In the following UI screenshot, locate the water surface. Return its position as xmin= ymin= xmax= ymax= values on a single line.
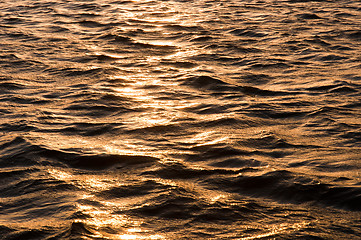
xmin=1 ymin=0 xmax=361 ymax=239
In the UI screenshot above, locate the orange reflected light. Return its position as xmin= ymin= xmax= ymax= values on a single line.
xmin=239 ymin=222 xmax=310 ymax=240
xmin=48 ymin=168 xmax=164 ymax=239
xmin=114 ymin=83 xmax=183 ymax=130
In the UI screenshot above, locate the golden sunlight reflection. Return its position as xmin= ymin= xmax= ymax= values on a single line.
xmin=48 ymin=168 xmax=164 ymax=239
xmin=114 ymin=87 xmax=150 ymax=101
xmin=113 ymin=82 xmax=184 ymax=130
xmin=30 ymin=129 xmax=158 ymax=158
xmin=48 ymin=169 xmax=115 ymax=192
xmin=208 ymin=194 xmax=228 ymax=204
xmin=74 ymin=202 xmax=165 ymax=240
xmin=178 ymin=130 xmax=231 ymax=146
xmin=142 ymin=40 xmax=175 ymax=47
xmin=240 ymin=222 xmax=310 ymax=240
xmin=104 ymin=144 xmax=150 ymax=156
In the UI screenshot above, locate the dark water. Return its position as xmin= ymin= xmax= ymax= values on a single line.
xmin=1 ymin=0 xmax=361 ymax=239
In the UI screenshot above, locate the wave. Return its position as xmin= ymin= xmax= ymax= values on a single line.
xmin=181 ymin=75 xmax=298 ymax=96
xmin=0 ymin=137 xmax=159 ymax=170
xmin=206 ymin=170 xmax=361 ymax=211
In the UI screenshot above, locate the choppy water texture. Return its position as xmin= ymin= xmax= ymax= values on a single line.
xmin=1 ymin=0 xmax=361 ymax=239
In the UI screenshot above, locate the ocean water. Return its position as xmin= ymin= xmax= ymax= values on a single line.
xmin=1 ymin=0 xmax=361 ymax=239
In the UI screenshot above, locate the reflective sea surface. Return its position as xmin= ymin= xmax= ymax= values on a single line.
xmin=1 ymin=0 xmax=361 ymax=239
